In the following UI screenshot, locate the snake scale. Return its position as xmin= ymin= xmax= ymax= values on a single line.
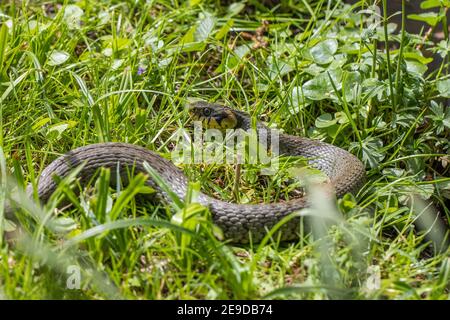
xmin=7 ymin=102 xmax=366 ymax=243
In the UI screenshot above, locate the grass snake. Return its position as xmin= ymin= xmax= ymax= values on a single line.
xmin=7 ymin=102 xmax=366 ymax=243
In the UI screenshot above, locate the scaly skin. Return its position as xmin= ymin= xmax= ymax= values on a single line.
xmin=8 ymin=103 xmax=366 ymax=243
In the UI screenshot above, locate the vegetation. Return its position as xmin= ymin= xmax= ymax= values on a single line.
xmin=0 ymin=0 xmax=449 ymax=299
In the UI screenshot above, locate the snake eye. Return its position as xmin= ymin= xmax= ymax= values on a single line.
xmin=203 ymin=107 xmax=211 ymax=117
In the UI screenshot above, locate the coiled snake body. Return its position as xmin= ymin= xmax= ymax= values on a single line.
xmin=10 ymin=102 xmax=366 ymax=243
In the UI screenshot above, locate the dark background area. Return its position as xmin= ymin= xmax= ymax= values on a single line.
xmin=346 ymin=0 xmax=450 ymax=72
xmin=345 ymin=0 xmax=450 ymax=37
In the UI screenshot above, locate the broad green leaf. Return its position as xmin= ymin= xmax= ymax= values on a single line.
xmin=63 ymin=4 xmax=83 ymax=29
xmin=180 ymin=42 xmax=206 ymax=52
xmin=382 ymin=168 xmax=405 ymax=178
xmin=100 ymin=36 xmax=131 ymax=51
xmin=420 ymin=0 xmax=442 ymax=9
xmin=144 ymin=34 xmax=164 ymax=51
xmin=304 ymin=63 xmax=324 ymax=76
xmin=444 ymin=117 xmax=450 ymax=129
xmin=358 ymin=137 xmax=385 ymax=168
xmin=400 ymin=184 xmax=435 ymax=200
xmin=406 ymin=60 xmax=428 ymax=75
xmin=47 ymin=121 xmax=78 ymax=140
xmin=437 ymin=39 xmax=450 ymax=58
xmin=310 ymin=39 xmax=338 ymax=65
xmin=437 ymin=78 xmax=450 ymax=98
xmin=315 ymin=113 xmax=337 ymax=128
xmin=437 ymin=180 xmax=450 ymax=199
xmin=302 ymin=75 xmax=329 ymax=100
xmin=227 ymin=2 xmax=246 ymax=17
xmin=335 ymin=111 xmax=350 ymax=124
xmin=195 ymin=15 xmax=216 ymax=42
xmin=403 ymin=52 xmax=433 ymax=65
xmin=288 ymin=166 xmax=329 ymax=185
xmin=327 ymin=68 xmax=343 ymax=88
xmin=111 ymin=59 xmax=123 ymax=70
xmin=267 ymin=57 xmax=293 ymax=79
xmin=48 ymin=50 xmax=70 ymax=66
xmin=180 ymin=26 xmax=196 ymax=45
xmin=98 ymin=11 xmax=110 ymax=25
xmin=302 ymin=69 xmax=342 ymax=101
xmin=407 ymin=12 xmax=440 ymax=27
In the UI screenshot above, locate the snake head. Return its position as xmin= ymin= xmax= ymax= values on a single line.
xmin=188 ymin=101 xmax=238 ymax=130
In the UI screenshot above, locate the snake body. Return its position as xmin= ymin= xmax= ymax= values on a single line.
xmin=12 ymin=103 xmax=366 ymax=243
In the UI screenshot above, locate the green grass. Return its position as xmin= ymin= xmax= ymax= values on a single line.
xmin=0 ymin=0 xmax=449 ymax=299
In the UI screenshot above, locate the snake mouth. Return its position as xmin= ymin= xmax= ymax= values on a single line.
xmin=188 ymin=101 xmax=238 ymax=130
